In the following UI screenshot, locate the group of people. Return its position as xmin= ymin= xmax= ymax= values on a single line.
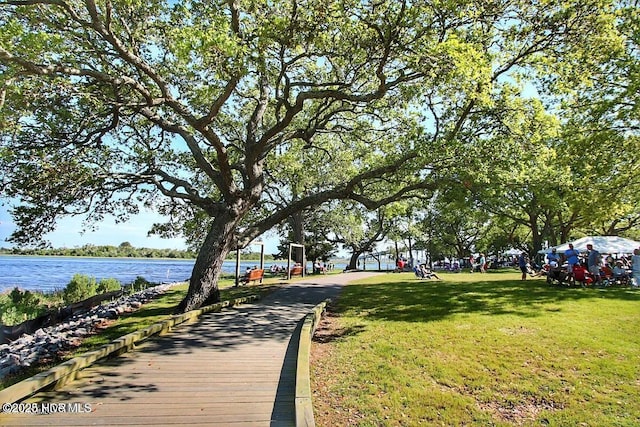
xmin=469 ymin=254 xmax=488 ymax=273
xmin=269 ymin=264 xmax=286 ymax=274
xmin=313 ymin=260 xmax=332 ymax=274
xmin=518 ymin=242 xmax=640 ymax=287
xmin=268 ymin=261 xmax=334 ymax=275
xmin=394 ymin=257 xmax=442 ymax=280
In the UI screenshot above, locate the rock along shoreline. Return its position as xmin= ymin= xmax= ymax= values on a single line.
xmin=0 ymin=283 xmax=182 ymax=381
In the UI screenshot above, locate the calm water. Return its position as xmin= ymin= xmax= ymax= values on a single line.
xmin=0 ymin=256 xmax=282 ymax=294
xmin=0 ymin=255 xmax=374 ymax=294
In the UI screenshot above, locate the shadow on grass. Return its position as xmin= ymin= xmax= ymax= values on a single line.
xmin=335 ymin=276 xmax=640 ymax=323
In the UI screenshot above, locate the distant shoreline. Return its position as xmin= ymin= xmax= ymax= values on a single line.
xmin=0 ymin=253 xmax=197 ymax=261
xmin=0 ymin=256 xmax=357 ymax=295
xmin=0 ymin=253 xmax=353 ymax=263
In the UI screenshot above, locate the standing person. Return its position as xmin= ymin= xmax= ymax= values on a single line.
xmin=564 ymin=243 xmax=580 ymax=271
xmin=586 ymin=243 xmax=601 ymax=285
xmin=518 ymin=252 xmax=528 ymax=280
xmin=564 ymin=243 xmax=580 ymax=285
xmin=632 ymin=248 xmax=640 ymax=287
xmin=478 ymin=253 xmax=487 ymax=273
xmin=469 ymin=255 xmax=475 ymax=273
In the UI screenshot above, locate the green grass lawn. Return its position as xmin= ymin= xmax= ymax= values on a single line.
xmin=312 ymin=270 xmax=640 ymax=426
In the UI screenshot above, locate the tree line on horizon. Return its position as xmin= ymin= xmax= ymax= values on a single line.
xmin=0 ymin=242 xmax=196 ymax=259
xmin=0 ymin=242 xmax=282 ymax=261
xmin=0 ymin=241 xmax=200 ymax=259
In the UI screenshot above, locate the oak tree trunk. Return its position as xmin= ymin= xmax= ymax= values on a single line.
xmin=347 ymin=250 xmax=363 ymax=270
xmin=177 ymin=212 xmax=240 ymax=313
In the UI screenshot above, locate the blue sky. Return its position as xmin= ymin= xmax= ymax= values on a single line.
xmin=0 ymin=204 xmax=187 ymax=249
xmin=0 ymin=204 xmax=280 ymax=253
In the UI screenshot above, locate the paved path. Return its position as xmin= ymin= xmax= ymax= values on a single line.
xmin=1 ymin=271 xmax=380 ymax=427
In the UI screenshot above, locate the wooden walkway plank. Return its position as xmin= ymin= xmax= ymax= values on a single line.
xmin=0 ymin=272 xmax=380 ymax=426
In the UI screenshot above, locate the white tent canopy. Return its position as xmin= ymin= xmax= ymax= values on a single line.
xmin=503 ymin=248 xmax=524 ymax=256
xmin=540 ymin=236 xmax=640 ymax=255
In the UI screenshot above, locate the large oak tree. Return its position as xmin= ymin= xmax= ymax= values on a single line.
xmin=1 ymin=0 xmax=619 ymax=311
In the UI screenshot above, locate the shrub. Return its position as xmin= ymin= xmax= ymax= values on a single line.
xmin=63 ymin=274 xmax=97 ymax=305
xmin=97 ymin=278 xmax=122 ymax=294
xmin=131 ymin=276 xmax=151 ymax=291
xmin=0 ymin=304 xmax=21 ymax=326
xmin=1 ymin=288 xmax=46 ymax=325
xmin=9 ymin=288 xmax=41 ymax=307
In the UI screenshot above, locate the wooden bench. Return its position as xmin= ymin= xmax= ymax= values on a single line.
xmin=290 ymin=266 xmax=304 ymax=277
xmin=279 ymin=265 xmax=304 ymax=279
xmin=241 ymin=268 xmax=264 ymax=285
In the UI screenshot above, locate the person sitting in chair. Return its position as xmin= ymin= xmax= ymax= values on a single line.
xmin=414 ymin=264 xmax=441 ymax=280
xmin=613 ymin=261 xmax=630 ymax=284
xmin=413 ymin=264 xmax=424 ymax=278
xmin=546 ymin=248 xmax=560 ymax=268
xmin=421 ymin=264 xmax=441 ymax=280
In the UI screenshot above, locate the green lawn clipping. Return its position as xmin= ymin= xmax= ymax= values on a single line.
xmin=311 ymin=271 xmax=640 ymax=426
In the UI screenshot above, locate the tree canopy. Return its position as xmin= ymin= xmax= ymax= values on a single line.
xmin=1 ymin=0 xmax=631 ymax=311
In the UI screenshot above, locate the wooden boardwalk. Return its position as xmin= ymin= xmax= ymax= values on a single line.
xmin=1 ymin=272 xmax=380 ymax=426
